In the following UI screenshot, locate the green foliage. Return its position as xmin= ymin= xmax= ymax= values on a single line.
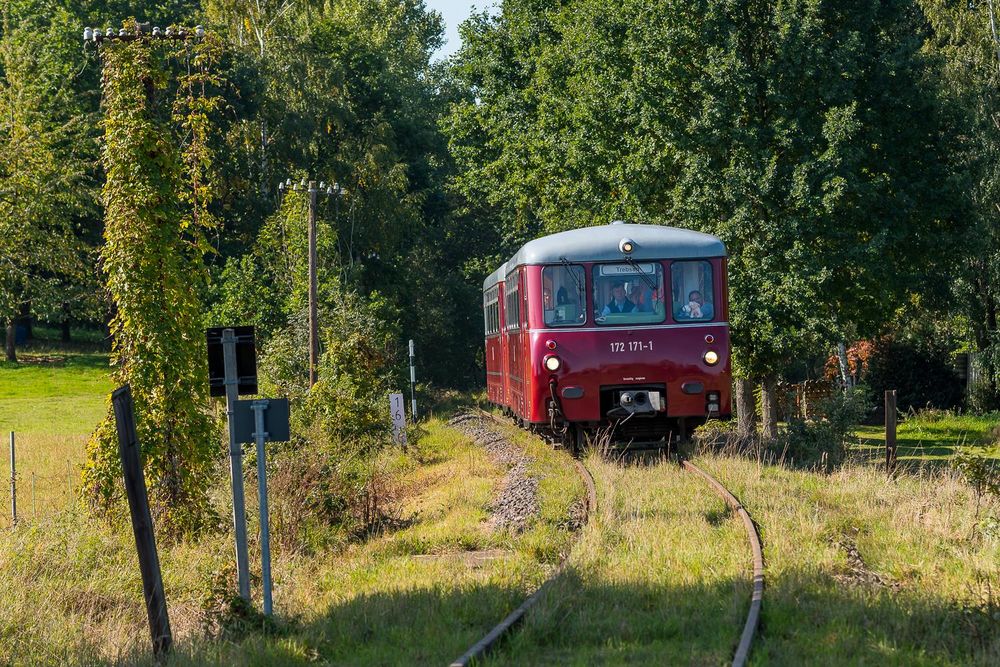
xmin=920 ymin=1 xmax=1000 ymax=410
xmin=448 ymin=0 xmax=956 ymax=386
xmin=258 ymin=288 xmax=403 ymax=548
xmin=952 ymin=450 xmax=1000 ymax=511
xmin=303 ymin=290 xmax=401 ymax=445
xmin=0 ymin=2 xmax=98 ymax=356
xmin=777 ymin=388 xmax=869 ymax=469
xmin=82 ymin=28 xmax=226 ymax=536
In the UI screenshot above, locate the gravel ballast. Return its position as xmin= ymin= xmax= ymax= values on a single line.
xmin=448 ymin=412 xmax=540 ymax=533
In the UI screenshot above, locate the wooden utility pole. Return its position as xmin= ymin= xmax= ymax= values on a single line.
xmin=885 ymin=389 xmax=897 ymax=474
xmin=308 ymin=181 xmax=319 ymax=387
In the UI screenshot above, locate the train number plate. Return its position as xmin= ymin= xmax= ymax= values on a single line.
xmin=609 ymin=341 xmax=654 ymax=353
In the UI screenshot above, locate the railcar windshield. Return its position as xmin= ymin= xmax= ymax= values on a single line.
xmin=592 ymin=263 xmax=665 ymax=325
xmin=671 ymin=260 xmax=715 ymax=321
xmin=543 ymin=264 xmax=586 ymax=326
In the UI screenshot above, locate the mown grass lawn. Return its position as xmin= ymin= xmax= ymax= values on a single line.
xmin=0 ymin=341 xmax=112 ymax=526
xmin=855 ymin=412 xmax=1000 ymax=462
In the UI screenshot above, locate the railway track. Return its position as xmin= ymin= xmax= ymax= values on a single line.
xmin=449 ymin=411 xmax=597 ymax=667
xmin=682 ymin=460 xmax=765 ymax=667
xmin=449 ymin=412 xmax=763 ymax=667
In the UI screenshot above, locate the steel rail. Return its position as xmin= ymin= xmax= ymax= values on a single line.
xmin=682 ymin=460 xmax=764 ymax=667
xmin=449 ymin=412 xmax=597 ymax=667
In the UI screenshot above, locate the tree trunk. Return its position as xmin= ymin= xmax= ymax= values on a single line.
xmin=61 ymin=318 xmax=71 ymax=343
xmin=18 ymin=302 xmax=32 ymax=340
xmin=735 ymin=378 xmax=757 ymax=438
xmin=5 ymin=320 xmax=16 ymax=362
xmin=760 ymin=377 xmax=779 ymax=441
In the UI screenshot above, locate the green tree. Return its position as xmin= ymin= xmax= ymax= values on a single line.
xmin=449 ymin=0 xmax=957 ymax=435
xmin=0 ymin=2 xmax=95 ymax=360
xmin=919 ymin=0 xmax=1000 ymax=410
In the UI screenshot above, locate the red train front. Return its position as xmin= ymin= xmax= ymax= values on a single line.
xmin=484 ymin=221 xmax=732 ymax=448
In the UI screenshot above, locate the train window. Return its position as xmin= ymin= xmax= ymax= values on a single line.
xmin=543 ymin=265 xmax=586 ymax=327
xmin=592 ymin=263 xmax=665 ymax=326
xmin=483 ymin=286 xmax=501 ymax=335
xmin=671 ymin=261 xmax=715 ymax=321
xmin=505 ymin=272 xmax=520 ymax=330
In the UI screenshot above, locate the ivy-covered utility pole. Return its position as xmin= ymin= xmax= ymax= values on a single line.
xmin=81 ymin=21 xmax=223 ymax=536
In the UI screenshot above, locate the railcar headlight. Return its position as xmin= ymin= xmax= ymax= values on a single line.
xmin=703 ymin=350 xmax=719 ymax=366
xmin=619 ymin=237 xmax=635 ymax=254
xmin=544 ymin=355 xmax=561 ymax=371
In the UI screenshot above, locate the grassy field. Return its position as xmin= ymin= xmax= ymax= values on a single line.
xmin=700 ymin=456 xmax=1000 ymax=665
xmin=0 ymin=338 xmax=112 ymax=527
xmin=1 ymin=346 xmax=997 ymax=664
xmin=487 ymin=453 xmax=998 ymax=665
xmin=491 ymin=452 xmax=750 ymax=664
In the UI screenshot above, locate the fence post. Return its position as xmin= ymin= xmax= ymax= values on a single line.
xmin=885 ymin=390 xmax=897 ymax=474
xmin=8 ymin=432 xmax=15 ymax=525
xmin=111 ymin=385 xmax=172 ymax=656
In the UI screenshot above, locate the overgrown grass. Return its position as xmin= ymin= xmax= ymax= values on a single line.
xmin=480 ymin=448 xmax=998 ymax=665
xmin=490 ymin=452 xmax=749 ymax=664
xmin=856 ymin=411 xmax=1000 ymax=462
xmin=700 ymin=456 xmax=999 ymax=665
xmin=0 ymin=413 xmax=585 ymax=665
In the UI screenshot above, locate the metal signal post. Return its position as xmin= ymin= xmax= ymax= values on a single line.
xmin=223 ymin=329 xmax=251 ymax=602
xmin=409 ymin=339 xmax=417 ymax=421
xmin=308 ymin=182 xmax=319 ymax=387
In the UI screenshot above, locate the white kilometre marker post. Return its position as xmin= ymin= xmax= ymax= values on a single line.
xmin=408 ymin=339 xmax=417 ymax=421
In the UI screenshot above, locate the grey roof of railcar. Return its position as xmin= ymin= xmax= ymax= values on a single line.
xmin=482 ymin=222 xmax=726 ymax=289
xmin=483 ymin=263 xmax=507 ymax=290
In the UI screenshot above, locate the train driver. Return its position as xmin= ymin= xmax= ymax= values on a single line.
xmin=601 ymin=281 xmax=636 ymax=315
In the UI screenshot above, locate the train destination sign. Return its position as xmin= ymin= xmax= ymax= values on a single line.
xmin=599 ymin=263 xmax=655 ymax=276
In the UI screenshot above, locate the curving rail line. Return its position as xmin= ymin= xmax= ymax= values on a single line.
xmin=682 ymin=460 xmax=765 ymax=667
xmin=449 ymin=412 xmax=597 ymax=667
xmin=449 ymin=413 xmax=762 ymax=667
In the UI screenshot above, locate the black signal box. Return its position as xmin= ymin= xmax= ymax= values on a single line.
xmin=207 ymin=326 xmax=258 ymax=397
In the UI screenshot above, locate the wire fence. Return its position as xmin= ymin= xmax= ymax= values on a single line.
xmin=1 ymin=432 xmax=82 ymax=529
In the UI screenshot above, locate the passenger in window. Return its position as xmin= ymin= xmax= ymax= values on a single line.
xmin=679 ymin=290 xmax=714 ymax=320
xmin=630 ymin=282 xmax=654 ymax=313
xmin=557 ymin=285 xmax=571 ymax=305
xmin=601 ymin=281 xmax=635 ymax=315
xmin=651 ymin=288 xmax=666 ymax=315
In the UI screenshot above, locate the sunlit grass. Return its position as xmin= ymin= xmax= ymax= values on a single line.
xmin=0 ymin=413 xmax=586 ymax=665
xmin=700 ymin=456 xmax=1000 ymax=665
xmin=856 ymin=411 xmax=1000 ymax=462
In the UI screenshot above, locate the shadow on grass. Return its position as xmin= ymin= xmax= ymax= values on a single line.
xmin=496 ymin=565 xmax=996 ymax=666
xmin=159 ymin=562 xmax=996 ymax=665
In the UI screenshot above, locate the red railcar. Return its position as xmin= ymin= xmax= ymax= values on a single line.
xmin=483 ymin=221 xmax=732 ymax=447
